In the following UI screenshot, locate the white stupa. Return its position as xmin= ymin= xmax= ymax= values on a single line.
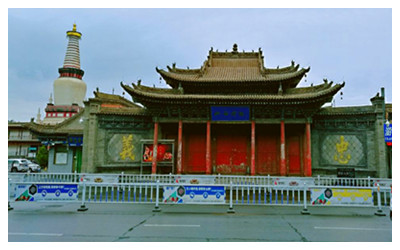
xmin=43 ymin=24 xmax=86 ymax=124
xmin=53 ymin=23 xmax=87 ymax=106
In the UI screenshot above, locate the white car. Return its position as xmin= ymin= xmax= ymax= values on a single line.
xmin=8 ymin=159 xmax=29 ymax=172
xmin=26 ymin=159 xmax=41 ymax=172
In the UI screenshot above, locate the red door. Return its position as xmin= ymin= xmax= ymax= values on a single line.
xmin=215 ymin=126 xmax=248 ymax=174
xmin=184 ymin=127 xmax=207 ymax=173
xmin=287 ymin=135 xmax=301 ymax=175
xmin=256 ymin=135 xmax=279 ymax=175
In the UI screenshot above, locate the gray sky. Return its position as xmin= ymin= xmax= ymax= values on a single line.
xmin=8 ymin=8 xmax=392 ymax=122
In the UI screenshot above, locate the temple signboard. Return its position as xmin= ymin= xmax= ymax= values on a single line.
xmin=211 ymin=106 xmax=250 ymax=121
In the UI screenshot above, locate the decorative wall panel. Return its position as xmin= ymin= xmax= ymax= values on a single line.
xmin=320 ymin=134 xmax=366 ymax=167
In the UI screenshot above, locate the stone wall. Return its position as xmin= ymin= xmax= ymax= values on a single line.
xmin=82 ymin=99 xmax=156 ymax=173
xmin=312 ymin=107 xmax=388 ymax=178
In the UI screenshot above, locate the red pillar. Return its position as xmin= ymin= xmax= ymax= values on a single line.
xmin=305 ymin=121 xmax=312 ymax=177
xmin=206 ymin=121 xmax=211 ymax=174
xmin=251 ymin=120 xmax=256 ymax=176
xmin=280 ymin=120 xmax=287 ymax=176
xmin=152 ymin=121 xmax=159 ymax=175
xmin=177 ymin=120 xmax=183 ymax=174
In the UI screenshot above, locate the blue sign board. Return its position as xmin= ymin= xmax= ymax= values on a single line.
xmin=211 ymin=106 xmax=250 ymax=121
xmin=163 ymin=185 xmax=225 ymax=204
xmin=15 ymin=184 xmax=79 ymax=202
xmin=68 ymin=136 xmax=83 ymax=146
xmin=384 ymin=124 xmax=392 ymax=143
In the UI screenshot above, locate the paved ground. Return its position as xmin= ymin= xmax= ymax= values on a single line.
xmin=8 ymin=202 xmax=392 ymax=242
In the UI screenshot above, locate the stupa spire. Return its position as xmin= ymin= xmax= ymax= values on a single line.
xmin=63 ymin=23 xmax=82 ymax=69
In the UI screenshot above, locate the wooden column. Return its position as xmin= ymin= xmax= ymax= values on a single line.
xmin=251 ymin=120 xmax=256 ymax=176
xmin=280 ymin=120 xmax=287 ymax=176
xmin=177 ymin=120 xmax=183 ymax=174
xmin=304 ymin=121 xmax=312 ymax=177
xmin=152 ymin=121 xmax=159 ymax=175
xmin=206 ymin=120 xmax=211 ymax=174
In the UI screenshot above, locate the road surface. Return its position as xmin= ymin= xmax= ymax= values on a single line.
xmin=8 ymin=202 xmax=392 ymax=242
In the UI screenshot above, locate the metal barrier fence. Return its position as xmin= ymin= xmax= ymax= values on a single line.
xmin=8 ymin=172 xmax=392 ymax=187
xmin=8 ymin=176 xmax=391 ymax=216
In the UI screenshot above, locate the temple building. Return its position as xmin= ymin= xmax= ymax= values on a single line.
xmin=81 ymin=44 xmax=391 ymax=178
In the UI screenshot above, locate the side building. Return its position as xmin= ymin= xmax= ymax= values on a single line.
xmin=8 ymin=121 xmax=41 ymax=160
xmin=26 ymin=111 xmax=84 ymax=173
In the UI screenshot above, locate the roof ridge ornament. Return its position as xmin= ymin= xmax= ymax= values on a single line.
xmin=232 ymin=43 xmax=238 ymax=54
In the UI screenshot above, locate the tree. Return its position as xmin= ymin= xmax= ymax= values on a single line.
xmin=36 ymin=145 xmax=49 ymax=169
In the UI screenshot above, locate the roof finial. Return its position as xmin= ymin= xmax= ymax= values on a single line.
xmin=66 ymin=23 xmax=81 ymax=38
xmin=232 ymin=43 xmax=238 ymax=53
xmin=49 ymin=93 xmax=53 ymax=104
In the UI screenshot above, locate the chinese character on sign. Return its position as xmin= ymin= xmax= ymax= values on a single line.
xmin=120 ymin=135 xmax=135 ymax=160
xmin=211 ymin=106 xmax=250 ymax=121
xmin=334 ymin=136 xmax=351 ymax=164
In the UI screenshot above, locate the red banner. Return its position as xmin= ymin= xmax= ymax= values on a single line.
xmin=142 ymin=143 xmax=173 ymax=163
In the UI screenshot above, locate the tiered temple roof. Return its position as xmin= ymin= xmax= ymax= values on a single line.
xmin=122 ymin=80 xmax=344 ymax=106
xmin=155 ymin=44 xmax=310 ymax=94
xmin=121 ymin=44 xmax=344 ymax=112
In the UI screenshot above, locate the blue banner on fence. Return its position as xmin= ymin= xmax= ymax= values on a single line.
xmin=211 ymin=106 xmax=250 ymax=121
xmin=163 ymin=185 xmax=225 ymax=204
xmin=15 ymin=184 xmax=79 ymax=202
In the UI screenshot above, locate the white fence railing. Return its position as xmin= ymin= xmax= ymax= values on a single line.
xmin=8 ymin=175 xmax=391 ymax=216
xmin=8 ymin=172 xmax=392 ymax=188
